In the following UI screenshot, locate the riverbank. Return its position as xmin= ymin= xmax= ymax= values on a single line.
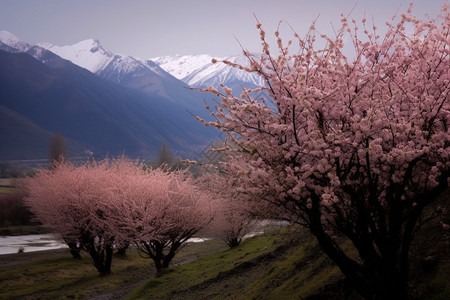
xmin=0 ymin=236 xmax=228 ymax=299
xmin=1 ymin=226 xmax=449 ymax=299
xmin=0 ymin=247 xmax=68 ymax=267
xmin=0 ymin=227 xmax=355 ymax=299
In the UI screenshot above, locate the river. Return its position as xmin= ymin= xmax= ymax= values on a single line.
xmin=0 ymin=226 xmax=275 ymax=255
xmin=0 ymin=234 xmax=67 ymax=255
xmin=0 ymin=234 xmax=214 ymax=255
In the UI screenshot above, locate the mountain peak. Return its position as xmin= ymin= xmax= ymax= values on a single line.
xmin=40 ymin=38 xmax=114 ymax=73
xmin=150 ymin=54 xmax=217 ymax=80
xmin=0 ymin=31 xmax=30 ymax=52
xmin=75 ymin=38 xmax=101 ymax=48
xmin=151 ymin=53 xmax=264 ymax=89
xmin=0 ymin=31 xmax=21 ymax=46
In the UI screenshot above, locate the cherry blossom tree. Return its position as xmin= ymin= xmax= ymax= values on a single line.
xmin=23 ymin=159 xmax=212 ymax=276
xmin=23 ymin=161 xmax=118 ymax=275
xmin=105 ymin=166 xmax=212 ymax=276
xmin=196 ymin=5 xmax=449 ymax=299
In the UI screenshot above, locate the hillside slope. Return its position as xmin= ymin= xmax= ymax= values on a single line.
xmin=0 ymin=50 xmax=216 ymax=161
xmin=129 ymin=220 xmax=450 ymax=300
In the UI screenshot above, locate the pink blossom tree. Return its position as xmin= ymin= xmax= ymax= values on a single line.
xmin=105 ymin=166 xmax=212 ymax=276
xmin=196 ymin=5 xmax=449 ymax=299
xmin=23 ymin=161 xmax=119 ymax=275
xmin=23 ymin=159 xmax=212 ymax=277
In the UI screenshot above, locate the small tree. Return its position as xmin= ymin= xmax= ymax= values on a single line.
xmin=157 ymin=141 xmax=174 ymax=166
xmin=107 ymin=167 xmax=212 ymax=276
xmin=48 ymin=133 xmax=66 ymax=166
xmin=23 ymin=158 xmax=211 ymax=276
xmin=196 ymin=5 xmax=449 ymax=299
xmin=23 ymin=161 xmax=118 ymax=275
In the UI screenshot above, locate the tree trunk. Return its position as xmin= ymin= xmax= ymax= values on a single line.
xmin=67 ymin=242 xmax=81 ymax=259
xmin=153 ymin=258 xmax=166 ymax=277
xmin=309 ymin=221 xmax=412 ymax=299
xmin=116 ymin=243 xmax=129 ymax=257
xmin=89 ymin=245 xmax=113 ymax=276
xmin=153 ymin=244 xmax=179 ymax=276
xmin=373 ymin=276 xmax=408 ymax=300
xmin=227 ymin=237 xmax=242 ymax=248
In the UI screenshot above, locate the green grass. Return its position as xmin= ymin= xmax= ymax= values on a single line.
xmin=1 ymin=226 xmax=448 ymax=299
xmin=127 ymin=230 xmax=284 ymax=300
xmin=238 ymin=238 xmax=341 ymax=300
xmin=126 ymin=225 xmax=450 ymax=300
xmin=126 ymin=227 xmax=344 ymax=300
xmin=0 ymin=253 xmax=142 ymax=299
xmin=1 ymin=254 xmax=95 ymax=299
xmin=0 ymin=239 xmax=227 ymax=300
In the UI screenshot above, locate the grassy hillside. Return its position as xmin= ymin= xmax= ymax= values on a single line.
xmin=0 ymin=224 xmax=448 ymax=299
xmin=128 ymin=227 xmax=346 ymax=300
xmin=1 ymin=227 xmax=345 ymax=300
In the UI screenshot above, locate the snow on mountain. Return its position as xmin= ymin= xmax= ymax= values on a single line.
xmin=186 ymin=55 xmax=264 ymax=88
xmin=0 ymin=31 xmax=21 ymax=46
xmin=39 ymin=38 xmax=187 ymax=101
xmin=2 ymin=30 xmax=263 ymax=100
xmin=39 ymin=39 xmax=114 ymax=73
xmin=0 ymin=31 xmax=30 ymax=52
xmin=1 ymin=32 xmax=211 ymax=117
xmin=0 ymin=31 xmax=72 ymax=67
xmin=151 ymin=54 xmax=264 ymax=89
xmin=151 ymin=54 xmax=216 ymax=80
xmin=0 ymin=32 xmax=218 ymax=160
xmin=39 ymin=39 xmax=174 ymax=82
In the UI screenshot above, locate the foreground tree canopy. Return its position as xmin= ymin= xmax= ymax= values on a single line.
xmin=197 ymin=5 xmax=449 ymax=300
xmin=23 ymin=159 xmax=211 ymax=275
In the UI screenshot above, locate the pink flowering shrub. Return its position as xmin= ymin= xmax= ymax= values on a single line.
xmin=23 ymin=159 xmax=211 ymax=276
xmin=196 ymin=5 xmax=449 ymax=299
xmin=23 ymin=160 xmax=118 ymax=275
xmin=106 ymin=165 xmax=212 ymax=275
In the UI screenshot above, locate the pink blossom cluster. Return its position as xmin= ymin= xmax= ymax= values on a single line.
xmin=197 ymin=5 xmax=449 ymax=226
xmin=195 ymin=6 xmax=449 ymax=297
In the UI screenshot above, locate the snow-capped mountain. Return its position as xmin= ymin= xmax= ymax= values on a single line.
xmin=0 ymin=31 xmax=213 ymax=117
xmin=185 ymin=55 xmax=264 ymax=88
xmin=0 ymin=31 xmax=217 ymax=161
xmin=0 ymin=31 xmax=29 ymax=52
xmin=39 ymin=39 xmax=114 ymax=73
xmin=39 ymin=39 xmax=181 ymax=100
xmin=0 ymin=31 xmax=81 ymax=68
xmin=151 ymin=54 xmax=264 ymax=90
xmin=151 ymin=54 xmax=215 ymax=80
xmin=0 ymin=31 xmax=176 ymax=92
xmin=1 ymin=30 xmax=264 ymax=94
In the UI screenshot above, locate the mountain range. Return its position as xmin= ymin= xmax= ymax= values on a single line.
xmin=0 ymin=31 xmax=263 ymax=164
xmin=151 ymin=54 xmax=264 ymax=90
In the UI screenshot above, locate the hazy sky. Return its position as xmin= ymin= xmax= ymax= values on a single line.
xmin=0 ymin=0 xmax=445 ymax=59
